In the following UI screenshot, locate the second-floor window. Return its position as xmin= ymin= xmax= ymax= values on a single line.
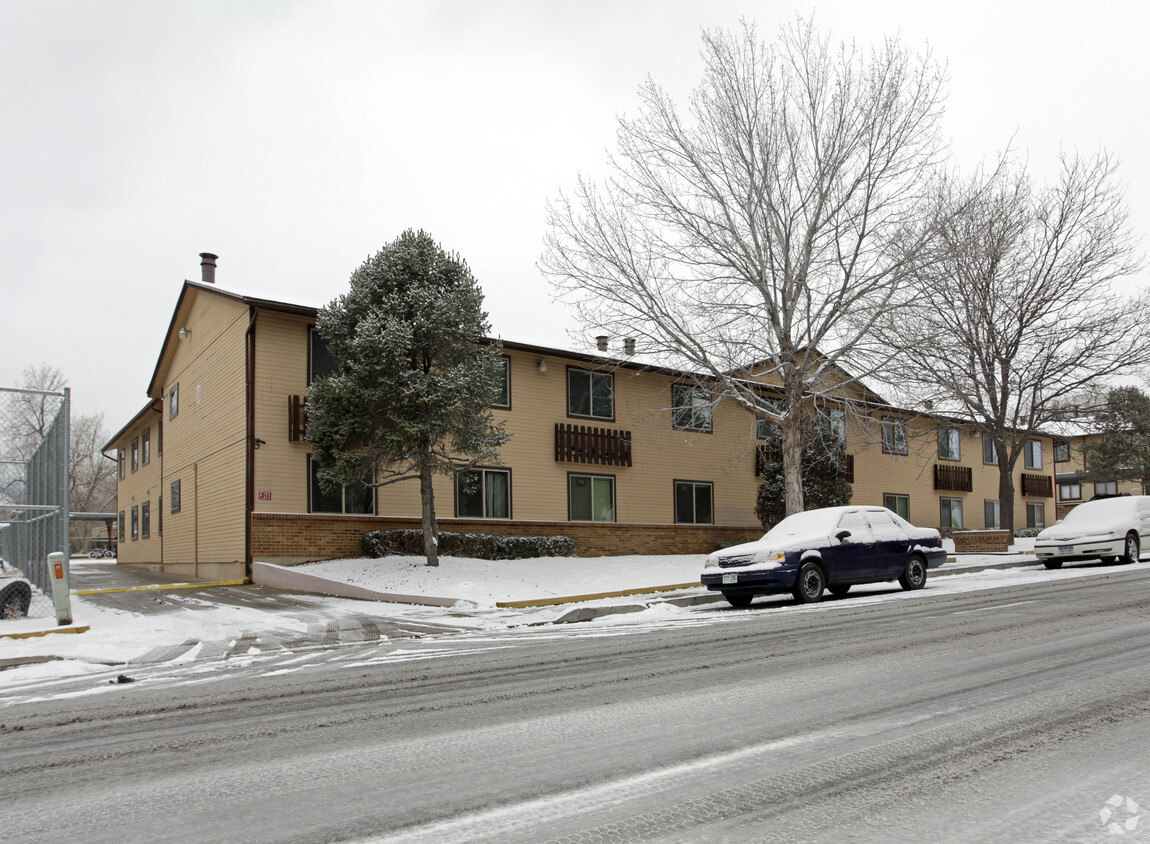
xmin=130 ymin=438 xmax=139 ymax=473
xmin=309 ymin=327 xmax=338 ymax=383
xmin=568 ymin=369 xmax=613 ymax=420
xmin=982 ymin=434 xmax=999 ymax=465
xmin=142 ymin=429 xmax=151 ymax=466
xmin=1054 ymin=442 xmax=1070 ymax=463
xmin=937 ymin=427 xmax=960 ymax=461
xmin=169 ymin=383 xmax=179 ymax=419
xmin=882 ymin=418 xmax=908 ymax=455
xmin=672 ymin=384 xmax=713 ymax=432
xmin=1059 ymin=483 xmax=1082 ymax=501
xmin=1024 ymin=440 xmax=1043 ymax=470
xmin=1095 ymin=481 xmax=1118 ymax=496
xmin=118 ymin=449 xmax=125 ymax=480
xmin=493 ymin=357 xmax=510 ymax=408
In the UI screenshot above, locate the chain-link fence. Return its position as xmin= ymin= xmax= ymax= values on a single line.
xmin=0 ymin=386 xmax=69 ymax=620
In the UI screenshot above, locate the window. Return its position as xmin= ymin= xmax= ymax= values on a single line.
xmin=984 ymin=499 xmax=1000 ymax=529
xmin=884 ymin=493 xmax=910 ymax=520
xmin=141 ymin=500 xmax=151 ymax=539
xmin=674 ymin=481 xmax=714 ymax=524
xmin=1054 ymin=442 xmax=1070 ymax=463
xmin=170 ymin=480 xmax=181 ymax=514
xmin=308 ymin=457 xmax=374 ymax=514
xmin=118 ymin=510 xmax=125 ymax=542
xmin=142 ymin=429 xmax=151 ymax=466
xmin=118 ymin=449 xmax=125 ymax=480
xmin=821 ymin=408 xmax=847 ymax=443
xmin=672 ymin=384 xmax=713 ymax=432
xmin=158 ymin=496 xmax=162 ymax=536
xmin=130 ymin=505 xmax=139 ymax=541
xmin=130 ymin=438 xmax=139 ymax=473
xmin=1026 ymin=502 xmax=1046 ymax=529
xmin=567 ymin=369 xmax=614 ymax=420
xmin=169 ymin=383 xmax=179 ymax=419
xmin=881 ymin=418 xmax=908 ymax=455
xmin=937 ymin=427 xmax=961 ymax=461
xmin=309 ymin=327 xmax=338 ymax=383
xmin=940 ymin=497 xmax=963 ymax=529
xmin=1059 ymin=483 xmax=1082 ymax=501
xmin=569 ymin=474 xmax=615 ymax=522
xmin=456 ymin=468 xmax=510 ymax=518
xmin=982 ymin=434 xmax=999 ymax=465
xmin=1024 ymin=440 xmax=1043 ymax=470
xmin=1095 ymin=481 xmax=1118 ymax=497
xmin=493 ymin=356 xmax=510 ymax=408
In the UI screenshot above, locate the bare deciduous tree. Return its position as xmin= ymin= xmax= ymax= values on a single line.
xmin=888 ymin=153 xmax=1149 ymax=531
xmin=542 ymin=18 xmax=948 ymax=515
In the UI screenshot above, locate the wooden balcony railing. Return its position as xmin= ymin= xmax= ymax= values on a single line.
xmin=933 ymin=464 xmax=973 ymax=492
xmin=555 ymin=423 xmax=632 ymax=467
xmin=1021 ymin=472 xmax=1053 ymax=498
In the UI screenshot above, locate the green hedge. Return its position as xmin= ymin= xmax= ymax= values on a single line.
xmin=361 ymin=529 xmax=576 ymax=560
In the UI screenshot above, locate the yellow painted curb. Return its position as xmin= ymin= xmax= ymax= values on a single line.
xmin=497 ymin=581 xmax=702 ymax=609
xmin=73 ymin=578 xmax=249 ymax=596
xmin=1 ymin=625 xmax=91 ymax=640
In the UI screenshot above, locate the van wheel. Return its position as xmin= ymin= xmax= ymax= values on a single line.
xmin=899 ymin=555 xmax=927 ymax=590
xmin=792 ymin=563 xmax=825 ymax=603
xmin=722 ymin=592 xmax=753 ymax=608
xmin=828 ymin=584 xmax=850 ymax=597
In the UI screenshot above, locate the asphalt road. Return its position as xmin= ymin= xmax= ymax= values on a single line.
xmin=4 ymin=567 xmax=1150 ymax=843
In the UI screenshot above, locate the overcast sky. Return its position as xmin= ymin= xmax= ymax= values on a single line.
xmin=2 ymin=0 xmax=1147 ymax=432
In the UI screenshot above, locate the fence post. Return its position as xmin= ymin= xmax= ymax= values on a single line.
xmin=47 ymin=551 xmax=72 ymax=626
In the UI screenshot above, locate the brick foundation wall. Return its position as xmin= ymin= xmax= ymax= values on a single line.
xmin=952 ymin=530 xmax=1011 ymax=553
xmin=251 ymin=512 xmax=763 ymax=562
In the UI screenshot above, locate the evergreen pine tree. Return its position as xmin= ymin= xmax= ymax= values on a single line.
xmin=307 ymin=229 xmax=510 ymax=566
xmin=1081 ymin=387 xmax=1150 ymax=494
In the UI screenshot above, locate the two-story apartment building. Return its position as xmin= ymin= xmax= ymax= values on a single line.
xmin=104 ymin=255 xmax=1058 ymax=580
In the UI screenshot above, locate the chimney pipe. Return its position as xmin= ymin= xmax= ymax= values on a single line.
xmin=199 ymin=252 xmax=218 ymax=284
xmin=596 ymin=335 xmax=609 ymax=353
xmin=623 ymin=338 xmax=636 ymax=356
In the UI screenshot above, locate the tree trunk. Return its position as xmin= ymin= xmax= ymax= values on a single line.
xmin=781 ymin=410 xmax=805 ymax=516
xmin=419 ymin=461 xmax=440 ymax=567
xmin=997 ymin=459 xmax=1016 ymax=534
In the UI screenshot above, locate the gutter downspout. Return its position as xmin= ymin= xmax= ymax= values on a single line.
xmin=245 ymin=305 xmax=259 ymax=580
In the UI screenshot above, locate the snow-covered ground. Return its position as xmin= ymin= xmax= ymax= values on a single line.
xmin=3 ymin=537 xmax=1133 ymax=695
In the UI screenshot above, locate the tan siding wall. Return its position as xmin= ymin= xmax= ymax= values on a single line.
xmin=109 ymin=408 xmax=163 ymax=565
xmin=374 ymin=350 xmax=763 ymax=528
xmin=251 ymin=311 xmax=312 ymax=514
xmin=157 ymin=290 xmax=249 ymax=570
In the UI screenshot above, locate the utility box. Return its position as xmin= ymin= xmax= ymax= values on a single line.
xmin=47 ymin=552 xmax=73 ymax=626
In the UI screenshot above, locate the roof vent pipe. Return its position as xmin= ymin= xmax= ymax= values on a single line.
xmin=200 ymin=252 xmax=218 ymax=284
xmin=596 ymin=335 xmax=609 ymax=353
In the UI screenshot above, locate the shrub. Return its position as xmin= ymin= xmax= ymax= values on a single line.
xmin=361 ymin=529 xmax=576 ymax=560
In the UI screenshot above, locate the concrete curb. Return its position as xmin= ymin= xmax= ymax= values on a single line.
xmin=73 ymin=579 xmax=248 ymax=596
xmin=1 ymin=625 xmax=90 ymax=641
xmin=496 ymin=582 xmax=702 ymax=608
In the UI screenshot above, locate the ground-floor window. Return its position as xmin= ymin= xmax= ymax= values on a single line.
xmin=984 ymin=499 xmax=1000 ymax=529
xmin=883 ymin=493 xmax=910 ymax=521
xmin=1026 ymin=502 xmax=1046 ymax=529
xmin=1058 ymin=483 xmax=1082 ymax=501
xmin=456 ymin=468 xmax=510 ymax=518
xmin=170 ymin=480 xmax=181 ymax=513
xmin=674 ymin=480 xmax=713 ymax=524
xmin=141 ymin=500 xmax=151 ymax=539
xmin=308 ymin=456 xmax=375 ymax=514
xmin=940 ymin=497 xmax=963 ymax=529
xmin=130 ymin=505 xmax=139 ymax=541
xmin=118 ymin=510 xmax=125 ymax=542
xmin=569 ymin=473 xmax=615 ymax=522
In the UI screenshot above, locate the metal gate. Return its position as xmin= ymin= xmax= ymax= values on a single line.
xmin=0 ymin=386 xmax=70 ymax=619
